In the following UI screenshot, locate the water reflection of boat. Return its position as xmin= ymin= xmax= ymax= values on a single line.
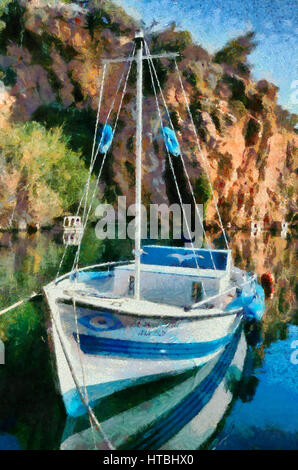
xmin=63 ymin=216 xmax=84 ymax=246
xmin=63 ymin=231 xmax=83 ymax=246
xmin=61 ymin=327 xmax=246 ymax=450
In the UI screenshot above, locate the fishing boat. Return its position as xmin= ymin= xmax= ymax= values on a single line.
xmin=44 ymin=31 xmax=265 ymax=422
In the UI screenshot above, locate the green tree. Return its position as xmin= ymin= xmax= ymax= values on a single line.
xmin=214 ymin=31 xmax=256 ymax=76
xmin=193 ymin=172 xmax=212 ymax=216
xmin=0 ymin=122 xmax=95 ymax=226
xmin=0 ymin=0 xmax=12 ymax=32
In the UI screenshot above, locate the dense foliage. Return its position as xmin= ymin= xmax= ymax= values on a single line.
xmin=0 ymin=0 xmax=13 ymax=32
xmin=0 ymin=122 xmax=93 ymax=226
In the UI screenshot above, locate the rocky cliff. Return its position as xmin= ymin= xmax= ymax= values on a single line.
xmin=0 ymin=0 xmax=297 ymax=230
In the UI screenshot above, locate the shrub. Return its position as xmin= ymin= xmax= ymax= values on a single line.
xmin=229 ymin=100 xmax=247 ymax=119
xmin=31 ymin=103 xmax=97 ymax=167
xmin=151 ymin=29 xmax=192 ymax=55
xmin=193 ymin=172 xmax=212 ymax=216
xmin=0 ymin=121 xmax=92 ymax=224
xmin=0 ymin=0 xmax=25 ymax=50
xmin=85 ymin=8 xmax=121 ymax=39
xmin=213 ymin=31 xmax=256 ymax=76
xmin=222 ymin=74 xmax=248 ymax=107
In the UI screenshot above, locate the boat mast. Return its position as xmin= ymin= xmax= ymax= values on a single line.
xmin=102 ymin=36 xmax=178 ymax=301
xmin=134 ymin=31 xmax=144 ymax=301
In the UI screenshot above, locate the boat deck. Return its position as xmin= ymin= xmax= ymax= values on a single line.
xmin=51 ymin=278 xmax=238 ymax=320
xmin=116 ymin=263 xmax=228 ymax=279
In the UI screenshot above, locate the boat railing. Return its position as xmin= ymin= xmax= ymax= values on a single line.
xmin=52 ymin=260 xmax=134 ymax=287
xmin=189 ymin=274 xmax=257 ymax=311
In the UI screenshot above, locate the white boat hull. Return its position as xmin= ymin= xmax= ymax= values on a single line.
xmin=44 ymin=277 xmax=242 ymax=417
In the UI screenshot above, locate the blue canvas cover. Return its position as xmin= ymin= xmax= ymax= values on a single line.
xmin=141 ymin=245 xmax=229 ymax=270
xmin=162 ymin=127 xmax=181 ymax=156
xmin=70 ymin=271 xmax=112 ymax=282
xmin=243 ymin=284 xmax=266 ymax=321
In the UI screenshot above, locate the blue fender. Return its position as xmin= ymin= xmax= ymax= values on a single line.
xmin=162 ymin=127 xmax=181 ymax=156
xmin=225 ymin=283 xmax=266 ymax=321
xmin=244 ymin=284 xmax=266 ymax=321
xmin=98 ymin=124 xmax=113 ymax=153
xmin=225 ymin=294 xmax=254 ymax=311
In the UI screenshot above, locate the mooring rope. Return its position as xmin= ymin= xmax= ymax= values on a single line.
xmin=0 ymin=292 xmax=40 ymax=317
xmin=49 ymin=304 xmax=115 ymax=450
xmin=72 ymin=295 xmax=98 ymax=449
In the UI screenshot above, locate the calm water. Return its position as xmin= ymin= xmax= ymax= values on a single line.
xmin=0 ymin=228 xmax=297 ymax=450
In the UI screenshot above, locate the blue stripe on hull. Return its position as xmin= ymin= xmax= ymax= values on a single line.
xmin=74 ymin=333 xmax=232 ymax=359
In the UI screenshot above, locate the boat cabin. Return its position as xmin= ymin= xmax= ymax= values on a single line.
xmin=113 ymin=246 xmax=232 ymax=308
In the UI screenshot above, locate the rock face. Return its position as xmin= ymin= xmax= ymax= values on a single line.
xmin=0 ymin=0 xmax=297 ymax=229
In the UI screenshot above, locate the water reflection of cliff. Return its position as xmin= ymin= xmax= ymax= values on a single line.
xmin=228 ymin=231 xmax=296 ymax=348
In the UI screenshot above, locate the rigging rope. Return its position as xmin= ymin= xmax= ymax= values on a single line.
xmin=174 ymin=59 xmax=229 ymax=250
xmin=81 ymin=42 xmax=136 ymax=227
xmin=144 ymin=41 xmax=217 ymax=271
xmin=145 ymin=42 xmax=206 ymax=295
xmin=56 ymin=45 xmax=135 ymax=280
xmin=55 ymin=65 xmax=107 ymax=280
xmin=81 ymin=63 xmax=107 ymax=223
xmin=72 ymin=45 xmax=135 ymax=273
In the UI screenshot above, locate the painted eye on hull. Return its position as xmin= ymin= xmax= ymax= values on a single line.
xmin=78 ymin=312 xmax=123 ymax=331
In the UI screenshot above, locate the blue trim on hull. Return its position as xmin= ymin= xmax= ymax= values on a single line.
xmin=74 ymin=333 xmax=232 ymax=360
